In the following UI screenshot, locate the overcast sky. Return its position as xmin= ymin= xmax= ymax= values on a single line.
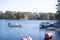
xmin=0 ymin=0 xmax=57 ymax=13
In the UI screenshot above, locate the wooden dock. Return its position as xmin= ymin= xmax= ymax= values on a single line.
xmin=46 ymin=27 xmax=60 ymax=32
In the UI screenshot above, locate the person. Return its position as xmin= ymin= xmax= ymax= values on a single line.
xmin=45 ymin=32 xmax=52 ymax=40
xmin=21 ymin=37 xmax=32 ymax=40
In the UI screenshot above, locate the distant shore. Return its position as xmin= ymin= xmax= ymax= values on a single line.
xmin=0 ymin=11 xmax=58 ymax=20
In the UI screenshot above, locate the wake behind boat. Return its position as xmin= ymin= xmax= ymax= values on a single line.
xmin=8 ymin=23 xmax=22 ymax=27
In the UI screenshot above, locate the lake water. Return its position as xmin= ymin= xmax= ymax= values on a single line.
xmin=0 ymin=20 xmax=60 ymax=40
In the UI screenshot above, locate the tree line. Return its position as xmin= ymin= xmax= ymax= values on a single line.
xmin=0 ymin=11 xmax=59 ymax=20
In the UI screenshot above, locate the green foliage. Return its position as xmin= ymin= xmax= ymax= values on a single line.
xmin=55 ymin=13 xmax=60 ymax=20
xmin=0 ymin=11 xmax=57 ymax=20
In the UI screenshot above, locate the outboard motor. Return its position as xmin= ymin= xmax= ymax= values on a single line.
xmin=8 ymin=23 xmax=10 ymax=27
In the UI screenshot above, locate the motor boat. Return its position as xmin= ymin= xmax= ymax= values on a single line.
xmin=8 ymin=23 xmax=22 ymax=27
xmin=39 ymin=22 xmax=53 ymax=29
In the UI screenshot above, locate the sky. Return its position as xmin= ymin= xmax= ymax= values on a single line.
xmin=0 ymin=0 xmax=57 ymax=13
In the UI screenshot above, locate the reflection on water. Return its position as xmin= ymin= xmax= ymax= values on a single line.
xmin=56 ymin=32 xmax=60 ymax=40
xmin=0 ymin=20 xmax=60 ymax=40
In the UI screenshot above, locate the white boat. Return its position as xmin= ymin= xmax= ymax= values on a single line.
xmin=8 ymin=23 xmax=22 ymax=27
xmin=39 ymin=22 xmax=54 ymax=29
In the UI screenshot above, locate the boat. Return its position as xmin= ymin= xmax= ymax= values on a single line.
xmin=8 ymin=23 xmax=22 ymax=27
xmin=39 ymin=22 xmax=53 ymax=29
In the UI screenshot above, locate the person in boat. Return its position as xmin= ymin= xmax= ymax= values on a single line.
xmin=8 ymin=23 xmax=22 ymax=27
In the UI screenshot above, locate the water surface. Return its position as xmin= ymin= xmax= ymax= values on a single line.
xmin=0 ymin=20 xmax=59 ymax=40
